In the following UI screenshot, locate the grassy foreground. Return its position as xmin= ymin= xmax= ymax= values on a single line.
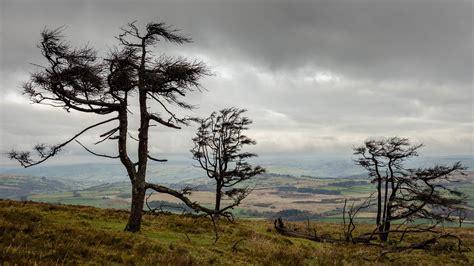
xmin=0 ymin=200 xmax=472 ymax=265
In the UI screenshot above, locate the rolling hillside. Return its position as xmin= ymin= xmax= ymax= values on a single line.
xmin=1 ymin=200 xmax=473 ymax=265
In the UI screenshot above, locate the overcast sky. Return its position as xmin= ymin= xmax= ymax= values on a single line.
xmin=0 ymin=0 xmax=472 ymax=166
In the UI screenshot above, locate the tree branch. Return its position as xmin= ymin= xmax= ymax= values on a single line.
xmin=147 ymin=154 xmax=167 ymax=162
xmin=9 ymin=117 xmax=118 ymax=167
xmin=148 ymin=113 xmax=181 ymax=129
xmin=75 ymin=140 xmax=119 ymax=159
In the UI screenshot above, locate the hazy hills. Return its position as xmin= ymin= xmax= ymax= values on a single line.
xmin=0 ymin=174 xmax=76 ymax=199
xmin=1 ymin=155 xmax=472 ymax=188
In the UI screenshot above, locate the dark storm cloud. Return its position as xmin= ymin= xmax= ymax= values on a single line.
xmin=2 ymin=0 xmax=472 ymax=83
xmin=187 ymin=1 xmax=472 ymax=85
xmin=1 ymin=0 xmax=472 ymax=165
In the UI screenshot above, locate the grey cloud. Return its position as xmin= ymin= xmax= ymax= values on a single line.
xmin=0 ymin=0 xmax=472 ymax=165
xmin=182 ymin=1 xmax=473 ymax=85
xmin=2 ymin=1 xmax=472 ymax=85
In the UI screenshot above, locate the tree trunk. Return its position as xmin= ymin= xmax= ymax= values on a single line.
xmin=380 ymin=175 xmax=396 ymax=242
xmin=382 ymin=179 xmax=389 ymax=222
xmin=125 ymin=183 xmax=146 ymax=232
xmin=215 ymin=182 xmax=221 ymax=217
xmin=379 ymin=178 xmax=389 ymax=237
xmin=124 ymin=40 xmax=150 ymax=233
xmin=380 ymin=221 xmax=391 ymax=242
xmin=376 ymin=178 xmax=382 ymax=226
xmin=117 ymin=108 xmax=142 ymax=232
xmin=380 ymin=200 xmax=393 ymax=242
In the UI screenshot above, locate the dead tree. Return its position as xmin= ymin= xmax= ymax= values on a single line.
xmin=378 ymin=233 xmax=470 ymax=261
xmin=343 ymin=193 xmax=376 ymax=243
xmin=7 ymin=22 xmax=220 ymax=232
xmin=354 ymin=137 xmax=467 ymax=241
xmin=191 ymin=108 xmax=265 ymax=219
xmin=274 ymin=218 xmax=342 ymax=243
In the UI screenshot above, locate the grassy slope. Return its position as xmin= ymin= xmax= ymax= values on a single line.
xmin=0 ymin=200 xmax=473 ymax=265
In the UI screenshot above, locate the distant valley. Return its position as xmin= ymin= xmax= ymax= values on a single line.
xmin=1 ymin=155 xmax=473 ymax=223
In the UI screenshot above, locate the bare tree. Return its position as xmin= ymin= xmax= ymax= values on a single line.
xmin=191 ymin=108 xmax=265 ymax=219
xmin=354 ymin=137 xmax=467 ymax=241
xmin=343 ymin=193 xmax=375 ymax=243
xmin=8 ymin=22 xmax=218 ymax=232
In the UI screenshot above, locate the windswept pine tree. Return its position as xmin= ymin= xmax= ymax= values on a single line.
xmin=8 ymin=22 xmax=218 ymax=232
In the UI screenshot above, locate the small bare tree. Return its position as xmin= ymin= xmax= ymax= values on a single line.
xmin=343 ymin=193 xmax=375 ymax=243
xmin=191 ymin=108 xmax=265 ymax=219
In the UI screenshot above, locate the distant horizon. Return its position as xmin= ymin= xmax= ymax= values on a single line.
xmin=1 ymin=152 xmax=473 ymax=168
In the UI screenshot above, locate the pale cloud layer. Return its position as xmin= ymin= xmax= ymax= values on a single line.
xmin=0 ymin=0 xmax=472 ymax=165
